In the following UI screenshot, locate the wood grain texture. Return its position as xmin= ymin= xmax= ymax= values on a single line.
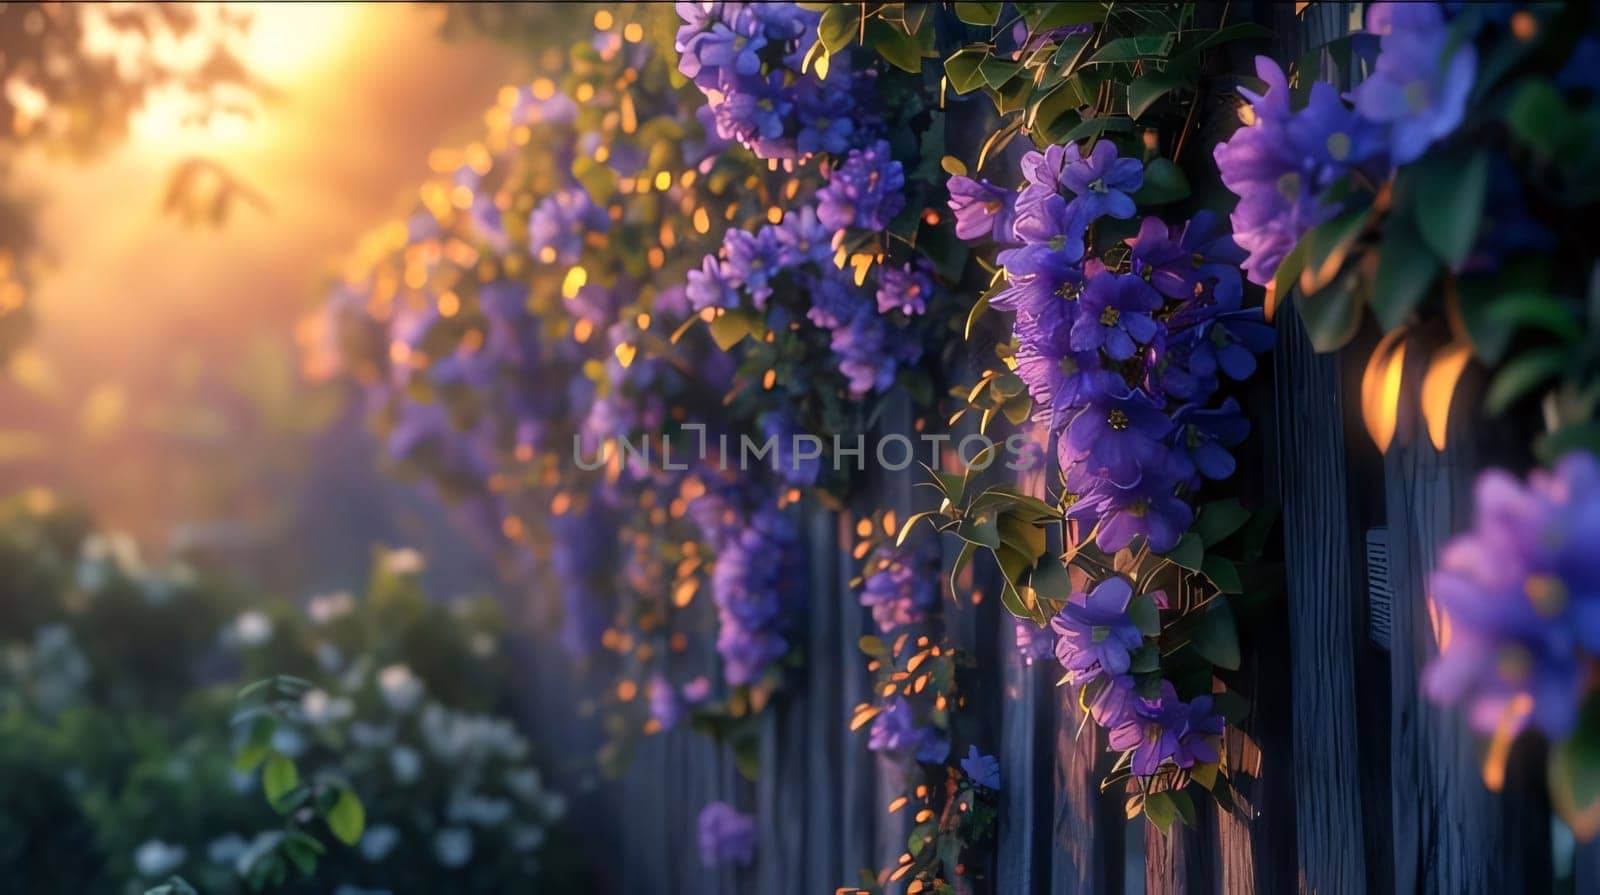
xmin=1383 ymin=392 xmax=1551 ymax=894
xmin=1052 ymin=685 xmax=1123 ymax=894
xmin=1272 ymin=300 xmax=1368 ymax=895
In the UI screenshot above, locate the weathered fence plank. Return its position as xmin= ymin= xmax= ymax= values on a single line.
xmin=1051 ymin=690 xmax=1123 ymax=894
xmin=1383 ymin=405 xmax=1552 ymax=893
xmin=1272 ymin=302 xmax=1369 ymax=894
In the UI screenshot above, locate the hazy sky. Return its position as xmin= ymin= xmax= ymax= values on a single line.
xmin=0 ymin=3 xmax=527 ymax=546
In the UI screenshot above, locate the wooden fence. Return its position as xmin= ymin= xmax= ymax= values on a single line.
xmin=511 ymin=4 xmax=1586 ymax=893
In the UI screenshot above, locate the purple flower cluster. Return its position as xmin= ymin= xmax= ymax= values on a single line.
xmin=867 ymin=696 xmax=950 ymax=763
xmin=697 ymin=801 xmax=756 ymax=867
xmin=692 ymin=490 xmax=801 ymax=687
xmin=858 ymin=544 xmax=940 ymax=634
xmin=689 ymin=203 xmax=925 ymax=397
xmin=959 ymin=136 xmax=1272 ymax=554
xmin=674 ymin=2 xmax=866 ymax=159
xmin=1214 ymin=2 xmax=1474 ymax=284
xmin=1424 ymin=451 xmax=1600 ymax=738
xmin=817 ymin=140 xmax=906 ymax=232
xmin=1051 ymin=577 xmax=1224 ymax=776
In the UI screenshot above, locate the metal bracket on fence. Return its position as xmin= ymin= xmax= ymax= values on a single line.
xmin=1365 ymin=527 xmax=1392 ymax=652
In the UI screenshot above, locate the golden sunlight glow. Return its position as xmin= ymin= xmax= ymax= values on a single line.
xmin=129 ymin=3 xmax=363 ymax=152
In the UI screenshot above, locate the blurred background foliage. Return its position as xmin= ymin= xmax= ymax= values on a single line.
xmin=0 ymin=3 xmax=607 ymax=892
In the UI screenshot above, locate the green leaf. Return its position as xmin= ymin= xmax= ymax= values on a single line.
xmin=1021 ymin=2 xmax=1107 ymax=30
xmin=1160 ymin=532 xmax=1204 ymax=571
xmin=1370 ymin=216 xmax=1440 ymax=331
xmin=1194 ymin=499 xmax=1250 ymax=548
xmin=978 ymin=57 xmax=1022 ymax=89
xmin=1127 ymin=71 xmax=1188 ymax=120
xmin=1484 ymin=291 xmax=1582 ymax=343
xmin=1189 ymin=600 xmax=1241 ymax=670
xmin=1295 ymin=267 xmax=1365 ymax=353
xmin=1132 ymin=158 xmax=1190 ymax=205
xmin=1029 ymin=554 xmax=1071 ymax=599
xmin=817 ymin=4 xmax=860 ymax=54
xmin=1127 ymin=592 xmax=1162 ymax=636
xmin=1031 ymin=76 xmax=1094 ymax=141
xmin=1087 ymin=34 xmax=1172 ymax=65
xmin=326 ymin=789 xmax=366 ymax=846
xmin=1550 ymin=694 xmax=1600 ymax=835
xmin=1062 ymin=116 xmax=1132 ymax=144
xmin=1201 ymin=555 xmax=1243 ymax=594
xmin=859 ymin=635 xmax=887 ymax=657
xmin=1175 ymin=22 xmax=1271 ymax=57
xmin=1412 ymin=148 xmax=1488 ymax=270
xmin=707 ymin=309 xmax=761 ymax=350
xmin=1484 ymin=347 xmax=1567 ymax=414
xmin=1508 ymin=79 xmax=1577 ymax=158
xmin=944 ymin=48 xmax=989 ymax=95
xmin=954 ymin=1 xmax=1003 ymax=25
xmin=262 ymin=754 xmax=300 ymax=810
xmin=868 ymin=20 xmax=924 ymax=73
xmin=958 ymin=512 xmax=1001 ymax=550
xmin=1144 ymin=790 xmax=1177 ymax=831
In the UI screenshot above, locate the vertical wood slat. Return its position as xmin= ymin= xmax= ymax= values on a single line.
xmin=1383 ymin=411 xmax=1551 ymax=893
xmin=803 ymin=506 xmax=845 ymax=892
xmin=995 ymin=641 xmax=1052 ymax=892
xmin=1052 ymin=692 xmax=1124 ymax=894
xmin=1272 ymin=303 xmax=1369 ymax=894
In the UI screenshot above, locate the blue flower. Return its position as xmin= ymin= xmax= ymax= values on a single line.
xmin=868 ymin=697 xmax=950 ymax=763
xmin=1063 ymin=387 xmax=1174 ymax=489
xmin=859 ymin=545 xmax=940 ymax=633
xmin=1423 ymin=452 xmax=1600 ymax=737
xmin=1056 ymin=139 xmax=1143 ymax=222
xmin=1065 ymin=471 xmax=1193 ymax=554
xmin=1353 ymin=2 xmax=1476 ymax=166
xmin=946 ymin=175 xmax=1017 ymax=243
xmin=686 ymin=255 xmax=740 ymax=312
xmin=1051 ymin=576 xmax=1144 ymax=683
xmin=1071 ymin=271 xmax=1162 ymax=360
xmin=817 ymin=140 xmax=906 ymax=232
xmin=723 ymin=226 xmax=783 ymax=308
xmin=527 ymin=188 xmax=608 ymax=266
xmin=961 ymin=746 xmax=1003 ymax=790
xmin=697 ymin=801 xmax=756 ymax=868
xmin=875 ymin=258 xmax=934 ymax=316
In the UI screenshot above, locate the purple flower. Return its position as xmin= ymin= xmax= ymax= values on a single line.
xmin=648 ymin=674 xmax=682 ymax=730
xmin=528 ymin=188 xmax=608 ymax=266
xmin=1057 ymin=140 xmax=1143 ymax=221
xmin=723 ymin=227 xmax=783 ymax=308
xmin=697 ymin=802 xmax=756 ymax=867
xmin=1011 ymin=301 xmax=1118 ymax=433
xmin=876 ymin=259 xmax=934 ymax=316
xmin=1214 ymin=57 xmax=1385 ymax=285
xmin=1051 ymin=576 xmax=1145 ymax=683
xmin=686 ymin=255 xmax=740 ymax=312
xmin=1063 ymin=388 xmax=1174 ymax=488
xmin=817 ymin=140 xmax=906 ymax=232
xmin=1011 ymin=191 xmax=1087 ymax=253
xmin=1014 ymin=621 xmax=1056 ymax=665
xmin=775 ymin=205 xmax=834 ymax=267
xmin=991 ymin=242 xmax=1083 ymax=316
xmin=859 ymin=545 xmax=940 ymax=633
xmin=1169 ymin=398 xmax=1251 ymax=484
xmin=1066 ymin=472 xmax=1193 ymax=554
xmin=868 ymin=697 xmax=950 ymax=763
xmin=709 ymin=506 xmax=800 ymax=686
xmin=961 ymin=746 xmax=1002 ymax=790
xmin=1123 ymin=682 xmax=1225 ymax=775
xmin=1423 ymin=452 xmax=1600 ymax=737
xmin=1071 ymin=272 xmax=1162 ymax=360
xmin=946 ymin=175 xmax=1017 ymax=243
xmin=1353 ymin=2 xmax=1476 ymax=166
